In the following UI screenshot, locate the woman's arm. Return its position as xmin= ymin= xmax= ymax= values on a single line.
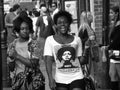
xmin=78 ymin=47 xmax=90 ymax=65
xmin=44 ymin=56 xmax=54 ymax=80
xmin=10 ymin=49 xmax=32 ymax=67
xmin=16 ymin=54 xmax=32 ymax=67
xmin=44 ymin=56 xmax=56 ymax=90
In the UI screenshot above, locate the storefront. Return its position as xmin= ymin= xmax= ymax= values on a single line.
xmin=4 ymin=0 xmax=39 ymax=11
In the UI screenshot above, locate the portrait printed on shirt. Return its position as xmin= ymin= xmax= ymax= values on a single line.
xmin=55 ymin=45 xmax=80 ymax=73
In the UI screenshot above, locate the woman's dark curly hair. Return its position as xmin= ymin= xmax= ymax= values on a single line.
xmin=111 ymin=5 xmax=120 ymax=21
xmin=53 ymin=10 xmax=73 ymax=25
xmin=13 ymin=16 xmax=34 ymax=34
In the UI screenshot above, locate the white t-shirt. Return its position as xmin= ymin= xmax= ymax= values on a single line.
xmin=44 ymin=35 xmax=84 ymax=84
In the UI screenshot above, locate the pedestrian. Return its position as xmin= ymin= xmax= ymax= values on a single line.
xmin=5 ymin=4 xmax=21 ymax=44
xmin=35 ymin=4 xmax=55 ymax=39
xmin=107 ymin=5 xmax=120 ymax=90
xmin=78 ymin=11 xmax=99 ymax=86
xmin=7 ymin=15 xmax=45 ymax=90
xmin=78 ymin=11 xmax=96 ymax=51
xmin=44 ymin=10 xmax=86 ymax=90
xmin=51 ymin=2 xmax=59 ymax=19
xmin=79 ymin=11 xmax=99 ymax=61
xmin=34 ymin=4 xmax=55 ymax=59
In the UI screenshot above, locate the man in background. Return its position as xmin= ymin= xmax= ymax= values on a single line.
xmin=51 ymin=2 xmax=59 ymax=19
xmin=5 ymin=4 xmax=21 ymax=44
xmin=34 ymin=4 xmax=55 ymax=60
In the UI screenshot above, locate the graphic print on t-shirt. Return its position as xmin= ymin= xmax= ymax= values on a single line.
xmin=55 ymin=45 xmax=80 ymax=73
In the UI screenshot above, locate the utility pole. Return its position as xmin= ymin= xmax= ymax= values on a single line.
xmin=0 ymin=0 xmax=3 ymax=89
xmin=100 ymin=0 xmax=110 ymax=89
xmin=0 ymin=0 xmax=9 ymax=89
xmin=102 ymin=0 xmax=110 ymax=45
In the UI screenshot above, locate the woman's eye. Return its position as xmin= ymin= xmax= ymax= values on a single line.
xmin=57 ymin=21 xmax=68 ymax=25
xmin=20 ymin=27 xmax=29 ymax=30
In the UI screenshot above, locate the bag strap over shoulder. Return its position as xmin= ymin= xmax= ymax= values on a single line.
xmin=28 ymin=39 xmax=39 ymax=71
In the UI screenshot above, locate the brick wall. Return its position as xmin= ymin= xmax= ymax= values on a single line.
xmin=94 ymin=0 xmax=103 ymax=44
xmin=94 ymin=0 xmax=119 ymax=44
xmin=92 ymin=0 xmax=119 ymax=89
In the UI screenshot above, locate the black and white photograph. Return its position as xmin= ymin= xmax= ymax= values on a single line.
xmin=1 ymin=0 xmax=120 ymax=90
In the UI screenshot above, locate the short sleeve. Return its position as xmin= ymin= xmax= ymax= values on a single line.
xmin=76 ymin=37 xmax=83 ymax=57
xmin=44 ymin=36 xmax=53 ymax=56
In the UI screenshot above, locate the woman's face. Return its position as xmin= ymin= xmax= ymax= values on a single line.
xmin=109 ymin=9 xmax=116 ymax=21
xmin=62 ymin=51 xmax=72 ymax=61
xmin=56 ymin=16 xmax=70 ymax=35
xmin=19 ymin=22 xmax=30 ymax=40
xmin=87 ymin=14 xmax=93 ymax=23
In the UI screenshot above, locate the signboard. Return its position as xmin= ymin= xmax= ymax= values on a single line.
xmin=65 ymin=1 xmax=77 ymax=20
xmin=20 ymin=0 xmax=32 ymax=2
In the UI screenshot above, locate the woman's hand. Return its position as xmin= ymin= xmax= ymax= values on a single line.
xmin=9 ymin=48 xmax=18 ymax=59
xmin=49 ymin=78 xmax=56 ymax=90
xmin=89 ymin=35 xmax=95 ymax=40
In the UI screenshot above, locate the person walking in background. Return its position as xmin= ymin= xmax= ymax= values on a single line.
xmin=51 ymin=2 xmax=59 ymax=19
xmin=5 ymin=4 xmax=21 ymax=44
xmin=44 ymin=10 xmax=86 ymax=90
xmin=78 ymin=11 xmax=96 ymax=51
xmin=107 ymin=5 xmax=120 ymax=90
xmin=34 ymin=4 xmax=55 ymax=60
xmin=78 ymin=11 xmax=89 ymax=51
xmin=78 ymin=11 xmax=99 ymax=86
xmin=35 ymin=4 xmax=55 ymax=39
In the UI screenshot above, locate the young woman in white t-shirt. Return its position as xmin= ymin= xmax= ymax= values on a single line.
xmin=44 ymin=10 xmax=86 ymax=90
